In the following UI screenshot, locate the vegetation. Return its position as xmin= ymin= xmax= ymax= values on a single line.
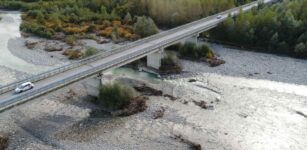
xmin=159 ymin=52 xmax=182 ymax=74
xmin=0 ymin=0 xmax=254 ymax=41
xmin=131 ymin=0 xmax=253 ymax=27
xmin=0 ymin=134 xmax=8 ymax=150
xmin=85 ymin=47 xmax=97 ymax=57
xmin=0 ymin=0 xmax=144 ymax=42
xmin=134 ymin=16 xmax=159 ymax=38
xmin=167 ymin=42 xmax=215 ymax=60
xmin=63 ymin=49 xmax=83 ymax=60
xmin=210 ymin=0 xmax=307 ymax=58
xmin=97 ymin=83 xmax=137 ymax=110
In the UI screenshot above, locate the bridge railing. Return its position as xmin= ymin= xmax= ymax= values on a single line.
xmin=0 ymin=0 xmax=261 ymax=95
xmin=0 ymin=21 xmax=221 ymax=110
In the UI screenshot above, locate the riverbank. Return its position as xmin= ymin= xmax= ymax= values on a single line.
xmin=180 ymin=42 xmax=307 ymax=85
xmin=0 ymin=10 xmax=130 ymax=86
xmin=0 ymin=66 xmax=306 ymax=149
xmin=0 ymin=43 xmax=307 ymax=149
xmin=0 ymin=66 xmax=30 ymax=86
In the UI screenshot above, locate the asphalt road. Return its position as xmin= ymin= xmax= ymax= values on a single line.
xmin=0 ymin=0 xmax=274 ymax=110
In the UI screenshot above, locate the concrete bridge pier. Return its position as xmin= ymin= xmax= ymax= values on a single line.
xmin=147 ymin=48 xmax=165 ymax=70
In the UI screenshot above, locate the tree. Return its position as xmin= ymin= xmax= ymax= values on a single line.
xmin=100 ymin=6 xmax=109 ymax=20
xmin=124 ymin=12 xmax=132 ymax=24
xmin=295 ymin=43 xmax=306 ymax=55
xmin=133 ymin=16 xmax=158 ymax=37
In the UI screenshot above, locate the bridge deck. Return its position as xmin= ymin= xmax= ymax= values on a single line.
xmin=0 ymin=0 xmax=274 ymax=111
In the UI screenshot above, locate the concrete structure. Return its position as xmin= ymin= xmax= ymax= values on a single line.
xmin=0 ymin=0 xmax=275 ymax=111
xmin=147 ymin=48 xmax=165 ymax=69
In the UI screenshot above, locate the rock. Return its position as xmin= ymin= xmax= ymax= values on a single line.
xmin=112 ymin=96 xmax=148 ymax=117
xmin=21 ymin=32 xmax=31 ymax=37
xmin=153 ymin=107 xmax=165 ymax=119
xmin=52 ymin=32 xmax=65 ymax=40
xmin=193 ymin=100 xmax=214 ymax=110
xmin=25 ymin=40 xmax=38 ymax=49
xmin=97 ymin=39 xmax=110 ymax=44
xmin=0 ymin=133 xmax=9 ymax=150
xmin=173 ymin=134 xmax=201 ymax=150
xmin=45 ymin=42 xmax=63 ymax=52
xmin=188 ymin=79 xmax=197 ymax=83
xmin=207 ymin=58 xmax=225 ymax=67
xmin=164 ymin=94 xmax=177 ymax=101
xmin=134 ymin=85 xmax=163 ymax=96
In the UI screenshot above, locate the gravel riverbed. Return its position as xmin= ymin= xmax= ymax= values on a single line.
xmin=0 ymin=44 xmax=306 ymax=149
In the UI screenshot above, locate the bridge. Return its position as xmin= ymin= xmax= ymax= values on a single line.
xmin=0 ymin=0 xmax=274 ymax=111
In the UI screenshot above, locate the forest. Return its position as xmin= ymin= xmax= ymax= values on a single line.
xmin=0 ymin=0 xmax=252 ymax=40
xmin=210 ymin=0 xmax=307 ymax=58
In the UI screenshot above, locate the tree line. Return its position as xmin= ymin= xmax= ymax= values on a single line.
xmin=0 ymin=0 xmax=253 ymax=40
xmin=210 ymin=0 xmax=307 ymax=58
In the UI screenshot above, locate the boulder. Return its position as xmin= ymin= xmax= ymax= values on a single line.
xmin=207 ymin=58 xmax=225 ymax=67
xmin=25 ymin=40 xmax=38 ymax=49
xmin=52 ymin=32 xmax=65 ymax=40
xmin=45 ymin=42 xmax=63 ymax=52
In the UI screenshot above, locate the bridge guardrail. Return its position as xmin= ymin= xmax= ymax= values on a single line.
xmin=0 ymin=0 xmax=261 ymax=95
xmin=0 ymin=20 xmax=220 ymax=111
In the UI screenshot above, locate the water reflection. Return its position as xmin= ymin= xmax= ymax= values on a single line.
xmin=106 ymin=67 xmax=160 ymax=84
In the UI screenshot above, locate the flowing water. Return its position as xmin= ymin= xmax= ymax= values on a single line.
xmin=0 ymin=11 xmax=51 ymax=74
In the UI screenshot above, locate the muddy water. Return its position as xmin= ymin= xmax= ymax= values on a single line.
xmin=0 ymin=11 xmax=51 ymax=74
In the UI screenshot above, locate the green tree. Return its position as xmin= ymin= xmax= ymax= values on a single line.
xmin=133 ymin=16 xmax=158 ymax=37
xmin=124 ymin=12 xmax=132 ymax=24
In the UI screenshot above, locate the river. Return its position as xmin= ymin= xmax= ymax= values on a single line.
xmin=0 ymin=11 xmax=51 ymax=74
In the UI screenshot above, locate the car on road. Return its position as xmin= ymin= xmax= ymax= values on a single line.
xmin=216 ymin=15 xmax=222 ymax=19
xmin=15 ymin=82 xmax=34 ymax=94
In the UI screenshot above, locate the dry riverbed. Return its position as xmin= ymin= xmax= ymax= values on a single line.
xmin=1 ymin=45 xmax=307 ymax=149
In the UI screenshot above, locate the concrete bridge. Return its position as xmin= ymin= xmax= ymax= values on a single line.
xmin=0 ymin=0 xmax=275 ymax=111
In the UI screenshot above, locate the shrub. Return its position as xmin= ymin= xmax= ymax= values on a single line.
xmin=20 ymin=21 xmax=54 ymax=38
xmin=64 ymin=35 xmax=77 ymax=45
xmin=178 ymin=42 xmax=215 ymax=59
xmin=97 ymin=83 xmax=137 ymax=110
xmin=159 ymin=52 xmax=182 ymax=74
xmin=295 ymin=42 xmax=307 ymax=57
xmin=63 ymin=49 xmax=83 ymax=59
xmin=85 ymin=47 xmax=97 ymax=57
xmin=0 ymin=134 xmax=9 ymax=150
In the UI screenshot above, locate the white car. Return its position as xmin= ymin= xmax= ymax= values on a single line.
xmin=216 ymin=15 xmax=222 ymax=19
xmin=15 ymin=82 xmax=34 ymax=94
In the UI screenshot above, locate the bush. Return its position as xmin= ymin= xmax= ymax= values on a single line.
xmin=178 ymin=42 xmax=215 ymax=59
xmin=295 ymin=42 xmax=307 ymax=57
xmin=64 ymin=35 xmax=77 ymax=45
xmin=85 ymin=47 xmax=97 ymax=57
xmin=0 ymin=134 xmax=8 ymax=150
xmin=159 ymin=52 xmax=182 ymax=74
xmin=97 ymin=83 xmax=137 ymax=110
xmin=63 ymin=49 xmax=83 ymax=59
xmin=20 ymin=21 xmax=54 ymax=38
